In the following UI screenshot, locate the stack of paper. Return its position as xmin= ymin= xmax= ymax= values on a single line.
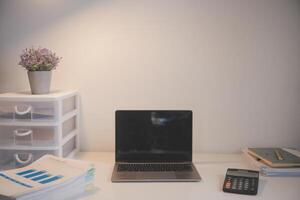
xmin=0 ymin=155 xmax=95 ymax=200
xmin=242 ymin=148 xmax=300 ymax=177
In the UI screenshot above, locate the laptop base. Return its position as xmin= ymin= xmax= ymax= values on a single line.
xmin=111 ymin=163 xmax=201 ymax=182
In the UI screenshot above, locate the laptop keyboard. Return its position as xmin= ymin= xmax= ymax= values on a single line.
xmin=117 ymin=163 xmax=193 ymax=172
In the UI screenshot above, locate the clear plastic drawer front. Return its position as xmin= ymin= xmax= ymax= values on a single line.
xmin=0 ymin=125 xmax=58 ymax=147
xmin=0 ymin=101 xmax=57 ymax=121
xmin=0 ymin=149 xmax=57 ymax=170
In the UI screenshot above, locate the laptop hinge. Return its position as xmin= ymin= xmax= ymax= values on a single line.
xmin=116 ymin=162 xmax=193 ymax=164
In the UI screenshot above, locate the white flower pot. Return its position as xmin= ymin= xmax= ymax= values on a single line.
xmin=27 ymin=71 xmax=52 ymax=94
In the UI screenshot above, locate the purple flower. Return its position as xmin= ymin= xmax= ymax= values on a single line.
xmin=40 ymin=48 xmax=50 ymax=55
xmin=18 ymin=47 xmax=62 ymax=71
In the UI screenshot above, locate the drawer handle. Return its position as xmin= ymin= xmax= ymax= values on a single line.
xmin=14 ymin=129 xmax=33 ymax=137
xmin=14 ymin=153 xmax=33 ymax=164
xmin=14 ymin=105 xmax=32 ymax=115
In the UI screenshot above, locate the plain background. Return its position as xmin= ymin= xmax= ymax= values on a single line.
xmin=0 ymin=0 xmax=299 ymax=153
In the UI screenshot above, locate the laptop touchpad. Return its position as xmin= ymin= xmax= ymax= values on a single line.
xmin=137 ymin=172 xmax=176 ymax=179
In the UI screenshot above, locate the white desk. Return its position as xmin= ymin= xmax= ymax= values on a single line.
xmin=74 ymin=152 xmax=300 ymax=200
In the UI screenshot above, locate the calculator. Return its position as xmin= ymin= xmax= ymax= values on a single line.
xmin=223 ymin=168 xmax=259 ymax=195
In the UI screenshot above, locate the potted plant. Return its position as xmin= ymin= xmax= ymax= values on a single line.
xmin=18 ymin=47 xmax=61 ymax=94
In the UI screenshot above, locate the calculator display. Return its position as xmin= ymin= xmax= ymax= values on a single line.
xmin=226 ymin=170 xmax=259 ymax=178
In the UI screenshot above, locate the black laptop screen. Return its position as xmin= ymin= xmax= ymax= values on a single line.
xmin=116 ymin=111 xmax=192 ymax=162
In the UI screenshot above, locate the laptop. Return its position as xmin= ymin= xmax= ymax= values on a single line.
xmin=111 ymin=110 xmax=201 ymax=182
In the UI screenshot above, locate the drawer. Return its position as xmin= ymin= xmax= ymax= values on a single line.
xmin=62 ymin=115 xmax=77 ymax=138
xmin=0 ymin=125 xmax=58 ymax=147
xmin=63 ymin=95 xmax=77 ymax=115
xmin=0 ymin=149 xmax=58 ymax=170
xmin=0 ymin=101 xmax=57 ymax=121
xmin=62 ymin=135 xmax=77 ymax=157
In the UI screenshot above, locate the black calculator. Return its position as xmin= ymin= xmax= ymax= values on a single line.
xmin=223 ymin=168 xmax=259 ymax=195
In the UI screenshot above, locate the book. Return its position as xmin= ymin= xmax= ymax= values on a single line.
xmin=0 ymin=155 xmax=95 ymax=200
xmin=242 ymin=148 xmax=300 ymax=177
xmin=247 ymin=148 xmax=300 ymax=168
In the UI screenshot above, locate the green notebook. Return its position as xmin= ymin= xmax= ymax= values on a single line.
xmin=248 ymin=148 xmax=300 ymax=168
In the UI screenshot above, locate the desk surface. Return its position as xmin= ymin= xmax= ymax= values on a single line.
xmin=74 ymin=152 xmax=300 ymax=200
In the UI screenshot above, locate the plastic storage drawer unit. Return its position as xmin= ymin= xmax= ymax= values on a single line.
xmin=0 ymin=90 xmax=80 ymax=170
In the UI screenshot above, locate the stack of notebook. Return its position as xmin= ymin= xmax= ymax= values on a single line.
xmin=243 ymin=147 xmax=300 ymax=176
xmin=0 ymin=155 xmax=95 ymax=200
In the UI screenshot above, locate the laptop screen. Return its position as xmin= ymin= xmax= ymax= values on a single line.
xmin=115 ymin=110 xmax=192 ymax=162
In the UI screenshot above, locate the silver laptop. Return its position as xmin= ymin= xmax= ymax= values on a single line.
xmin=111 ymin=110 xmax=201 ymax=182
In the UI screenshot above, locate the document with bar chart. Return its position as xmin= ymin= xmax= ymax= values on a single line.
xmin=0 ymin=155 xmax=95 ymax=200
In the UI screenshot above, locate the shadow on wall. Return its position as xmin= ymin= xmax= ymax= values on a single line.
xmin=0 ymin=0 xmax=104 ymax=49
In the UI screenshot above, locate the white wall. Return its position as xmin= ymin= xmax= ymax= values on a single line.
xmin=0 ymin=0 xmax=299 ymax=153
